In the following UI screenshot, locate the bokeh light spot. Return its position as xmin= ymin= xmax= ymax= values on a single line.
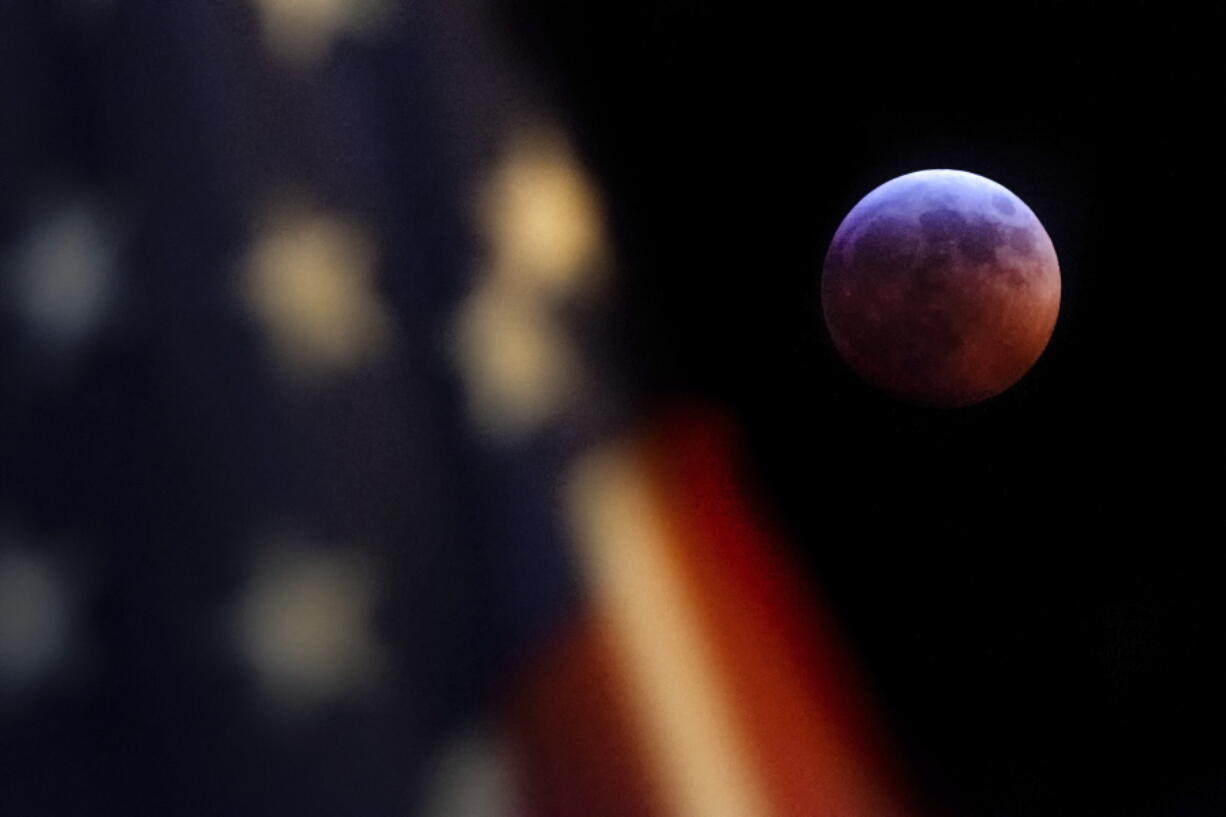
xmin=250 ymin=0 xmax=389 ymax=67
xmin=234 ymin=541 xmax=385 ymax=709
xmin=240 ymin=201 xmax=393 ymax=383
xmin=0 ymin=546 xmax=72 ymax=690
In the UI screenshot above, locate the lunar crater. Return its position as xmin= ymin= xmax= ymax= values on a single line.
xmin=1000 ymin=266 xmax=1028 ymax=288
xmin=918 ymin=207 xmax=968 ymax=243
xmin=956 ymin=217 xmax=1004 ymax=265
xmin=992 ymin=193 xmax=1017 ymax=215
xmin=1006 ymin=225 xmax=1037 ymax=256
xmin=852 ymin=216 xmax=921 ymax=273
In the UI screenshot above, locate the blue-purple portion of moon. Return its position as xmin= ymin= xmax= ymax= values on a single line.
xmin=822 ymin=169 xmax=1060 ymax=406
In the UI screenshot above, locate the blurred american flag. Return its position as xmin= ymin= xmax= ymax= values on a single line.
xmin=1 ymin=2 xmax=914 ymax=815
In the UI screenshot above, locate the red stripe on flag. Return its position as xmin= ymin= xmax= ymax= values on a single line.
xmin=645 ymin=408 xmax=914 ymax=817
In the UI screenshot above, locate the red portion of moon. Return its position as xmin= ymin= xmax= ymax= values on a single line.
xmin=822 ymin=170 xmax=1061 ymax=406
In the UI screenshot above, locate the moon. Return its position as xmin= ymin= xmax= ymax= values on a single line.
xmin=821 ymin=169 xmax=1061 ymax=407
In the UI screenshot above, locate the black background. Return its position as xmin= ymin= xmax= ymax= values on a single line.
xmin=504 ymin=2 xmax=1224 ymax=815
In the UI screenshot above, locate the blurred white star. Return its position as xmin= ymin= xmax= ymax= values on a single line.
xmin=250 ymin=0 xmax=390 ymax=67
xmin=453 ymin=278 xmax=580 ymax=440
xmin=233 ymin=541 xmax=385 ymax=709
xmin=452 ymin=124 xmax=611 ymax=440
xmin=416 ymin=729 xmax=516 ymax=817
xmin=6 ymin=198 xmax=119 ymax=353
xmin=240 ymin=201 xmax=393 ymax=383
xmin=477 ymin=128 xmax=609 ymax=298
xmin=0 ymin=544 xmax=73 ymax=691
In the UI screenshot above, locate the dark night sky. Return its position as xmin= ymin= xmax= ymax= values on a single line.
xmin=505 ymin=2 xmax=1223 ymax=815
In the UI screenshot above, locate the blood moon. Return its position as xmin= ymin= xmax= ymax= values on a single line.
xmin=821 ymin=169 xmax=1060 ymax=407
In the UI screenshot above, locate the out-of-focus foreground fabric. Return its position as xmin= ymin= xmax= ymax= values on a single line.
xmin=0 ymin=2 xmax=910 ymax=815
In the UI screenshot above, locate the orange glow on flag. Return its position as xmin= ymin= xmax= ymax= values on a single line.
xmin=506 ymin=407 xmax=919 ymax=817
xmin=644 ymin=411 xmax=910 ymax=817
